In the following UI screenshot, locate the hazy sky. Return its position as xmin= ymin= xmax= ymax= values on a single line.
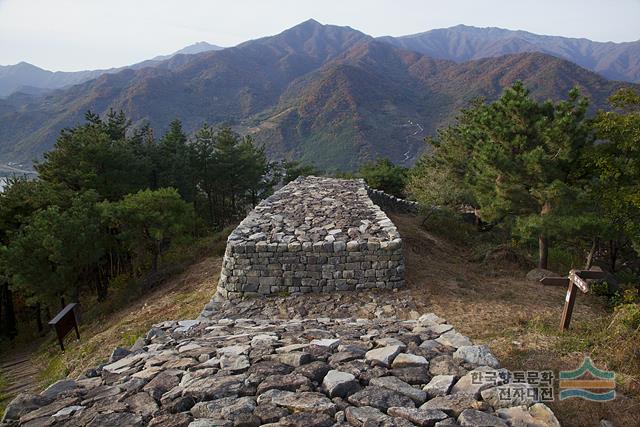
xmin=1 ymin=0 xmax=639 ymax=71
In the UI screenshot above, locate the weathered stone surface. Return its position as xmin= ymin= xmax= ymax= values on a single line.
xmin=452 ymin=345 xmax=500 ymax=368
xmin=528 ymin=403 xmax=561 ymax=427
xmin=189 ymin=419 xmax=231 ymax=427
xmin=348 ymin=386 xmax=415 ymax=411
xmin=19 ymin=396 xmax=80 ymax=423
xmin=391 ymin=353 xmax=429 ymax=368
xmin=450 ymin=366 xmax=508 ymax=398
xmin=256 ymin=373 xmax=312 ymax=395
xmin=420 ymin=394 xmax=479 ymax=418
xmin=429 ymin=355 xmax=467 ymax=377
xmin=369 ymin=376 xmax=427 ymax=404
xmin=497 ymin=406 xmax=550 ymax=427
xmin=253 ymin=403 xmax=290 ymax=424
xmin=423 ymin=375 xmax=456 ymax=398
xmin=344 ymin=405 xmax=392 ymax=426
xmin=280 ymin=412 xmax=334 ymax=427
xmin=190 ymin=398 xmax=237 ymax=419
xmin=2 ymin=393 xmax=52 ymax=421
xmin=480 ymin=383 xmax=538 ymax=408
xmin=109 ymin=347 xmax=131 ymax=363
xmin=435 ymin=331 xmax=473 ymax=349
xmin=220 ymin=396 xmax=257 ymax=420
xmin=424 ymin=324 xmax=454 ymax=336
xmin=271 ymin=352 xmax=313 ymax=367
xmin=294 ymin=361 xmax=331 ymax=383
xmin=220 ymin=354 xmax=251 ymax=372
xmin=40 ymin=379 xmax=79 ymax=400
xmin=387 ymin=407 xmax=449 ymax=427
xmin=365 ymin=345 xmax=403 ymax=367
xmin=182 ymin=374 xmax=245 ymax=401
xmin=457 ymin=409 xmax=508 ymax=427
xmin=84 ymin=412 xmax=143 ymax=426
xmin=148 ymin=412 xmax=193 ymax=427
xmin=270 ymin=391 xmax=336 ymax=416
xmin=389 ymin=366 xmax=430 ymax=385
xmin=311 ymin=338 xmax=341 ymax=349
xmin=128 ymin=392 xmax=159 ymax=417
xmin=322 ymin=370 xmax=360 ymax=398
xmin=418 ymin=314 xmax=446 ymax=325
xmin=143 ymin=371 xmax=181 ymax=401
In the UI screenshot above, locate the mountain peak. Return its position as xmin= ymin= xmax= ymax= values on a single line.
xmin=298 ymin=18 xmax=322 ymax=27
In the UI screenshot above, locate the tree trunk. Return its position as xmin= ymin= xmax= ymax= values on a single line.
xmin=35 ymin=303 xmax=43 ymax=333
xmin=585 ymin=238 xmax=598 ymax=270
xmin=0 ymin=283 xmax=17 ymax=339
xmin=538 ymin=235 xmax=549 ymax=270
xmin=609 ymin=240 xmax=618 ymax=272
xmin=538 ymin=201 xmax=551 ymax=270
xmin=152 ymin=252 xmax=159 ymax=274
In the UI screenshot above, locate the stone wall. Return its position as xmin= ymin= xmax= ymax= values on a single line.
xmin=216 ymin=176 xmax=405 ymax=299
xmin=365 ymin=188 xmax=419 ymax=214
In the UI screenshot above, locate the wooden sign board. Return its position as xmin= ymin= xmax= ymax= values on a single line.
xmin=48 ymin=303 xmax=80 ymax=352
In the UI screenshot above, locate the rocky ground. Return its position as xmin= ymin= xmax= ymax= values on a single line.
xmin=1 ymin=301 xmax=560 ymax=427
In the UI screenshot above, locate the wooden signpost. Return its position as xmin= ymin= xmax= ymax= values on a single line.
xmin=48 ymin=303 xmax=80 ymax=351
xmin=540 ymin=270 xmax=605 ymax=331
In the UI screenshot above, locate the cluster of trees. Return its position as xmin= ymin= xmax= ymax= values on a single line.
xmin=410 ymin=83 xmax=640 ymax=271
xmin=338 ymin=158 xmax=409 ymax=198
xmin=0 ymin=111 xmax=279 ymax=340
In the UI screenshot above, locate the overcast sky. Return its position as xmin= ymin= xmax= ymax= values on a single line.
xmin=1 ymin=0 xmax=639 ymax=71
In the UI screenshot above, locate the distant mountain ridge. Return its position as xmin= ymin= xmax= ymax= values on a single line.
xmin=0 ymin=20 xmax=637 ymax=171
xmin=0 ymin=42 xmax=223 ymax=97
xmin=379 ymin=25 xmax=640 ymax=83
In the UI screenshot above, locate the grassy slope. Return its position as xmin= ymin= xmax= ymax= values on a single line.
xmin=33 ymin=255 xmax=221 ymax=384
xmin=392 ymin=213 xmax=639 ymax=427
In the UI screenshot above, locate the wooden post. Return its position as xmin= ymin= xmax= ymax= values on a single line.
xmin=559 ymin=270 xmax=605 ymax=331
xmin=560 ymin=281 xmax=578 ymax=331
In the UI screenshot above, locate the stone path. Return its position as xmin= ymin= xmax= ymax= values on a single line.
xmin=1 ymin=301 xmax=560 ymax=427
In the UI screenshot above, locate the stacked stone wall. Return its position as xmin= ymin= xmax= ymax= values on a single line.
xmin=366 ymin=187 xmax=419 ymax=214
xmin=216 ymin=177 xmax=405 ymax=299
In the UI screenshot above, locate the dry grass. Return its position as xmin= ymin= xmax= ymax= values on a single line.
xmin=34 ymin=256 xmax=221 ymax=387
xmin=391 ymin=213 xmax=640 ymax=427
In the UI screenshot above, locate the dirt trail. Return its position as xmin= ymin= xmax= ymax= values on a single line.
xmin=0 ymin=343 xmax=41 ymax=398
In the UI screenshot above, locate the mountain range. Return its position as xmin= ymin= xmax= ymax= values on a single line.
xmin=379 ymin=25 xmax=640 ymax=83
xmin=0 ymin=20 xmax=637 ymax=171
xmin=0 ymin=42 xmax=223 ymax=97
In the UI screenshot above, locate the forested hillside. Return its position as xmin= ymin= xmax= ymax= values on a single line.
xmin=380 ymin=24 xmax=640 ymax=83
xmin=0 ymin=20 xmax=636 ymax=171
xmin=0 ymin=111 xmax=300 ymax=340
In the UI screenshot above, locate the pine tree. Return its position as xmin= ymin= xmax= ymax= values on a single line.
xmin=411 ymin=82 xmax=594 ymax=269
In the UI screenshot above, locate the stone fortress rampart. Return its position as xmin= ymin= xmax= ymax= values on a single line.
xmin=216 ymin=177 xmax=405 ymax=299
